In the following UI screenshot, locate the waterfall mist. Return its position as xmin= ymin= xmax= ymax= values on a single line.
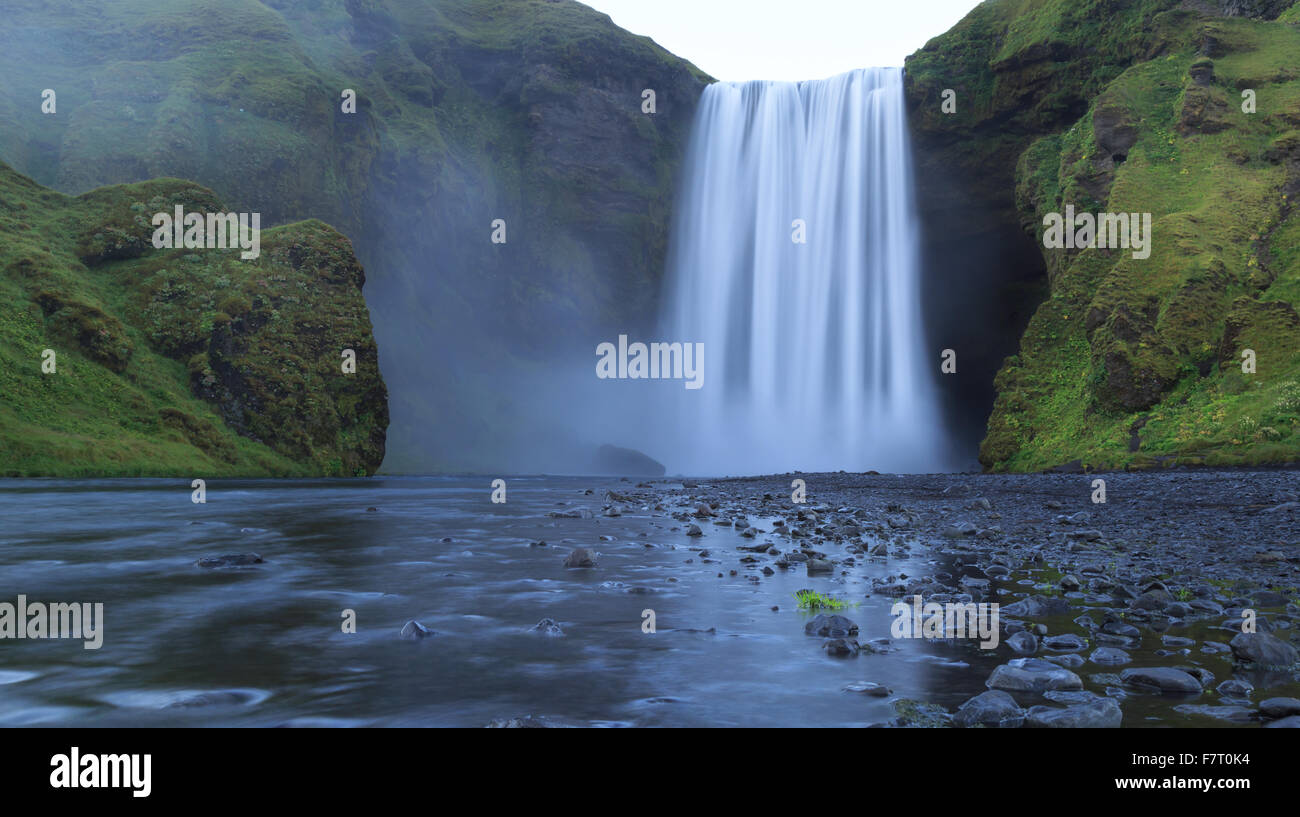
xmin=650 ymin=68 xmax=955 ymax=475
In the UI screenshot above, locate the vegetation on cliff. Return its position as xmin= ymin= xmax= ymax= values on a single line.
xmin=0 ymin=0 xmax=710 ymax=472
xmin=908 ymin=0 xmax=1300 ymax=470
xmin=0 ymin=162 xmax=388 ymax=476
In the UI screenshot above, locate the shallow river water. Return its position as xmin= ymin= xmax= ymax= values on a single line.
xmin=1 ymin=475 xmax=1295 ymax=727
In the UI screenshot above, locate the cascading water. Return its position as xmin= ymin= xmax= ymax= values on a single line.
xmin=657 ymin=67 xmax=952 ymax=475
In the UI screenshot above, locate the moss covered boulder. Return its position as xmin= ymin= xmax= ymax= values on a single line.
xmin=0 ymin=161 xmax=387 ymax=476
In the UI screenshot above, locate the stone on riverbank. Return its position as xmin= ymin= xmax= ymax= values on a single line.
xmin=953 ymin=690 xmax=1025 ymax=728
xmin=1120 ymin=667 xmax=1202 ymax=694
xmin=1026 ymin=697 xmax=1122 ymax=728
xmin=804 ymin=613 xmax=859 ymax=638
xmin=1229 ymin=632 xmax=1297 ymax=667
xmin=987 ymin=658 xmax=1083 ymax=693
xmin=563 ymin=548 xmax=598 ymax=568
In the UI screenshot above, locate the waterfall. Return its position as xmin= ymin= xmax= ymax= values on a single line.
xmin=657 ymin=68 xmax=951 ymax=474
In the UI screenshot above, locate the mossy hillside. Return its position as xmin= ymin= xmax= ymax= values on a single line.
xmin=0 ymin=162 xmax=388 ymax=476
xmin=905 ymin=0 xmax=1187 ymax=237
xmin=977 ymin=12 xmax=1300 ymax=470
xmin=0 ymin=0 xmax=711 ymax=472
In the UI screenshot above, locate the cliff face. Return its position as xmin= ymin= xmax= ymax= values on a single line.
xmin=0 ymin=0 xmax=710 ymax=472
xmin=907 ymin=0 xmax=1300 ymax=470
xmin=0 ymin=162 xmax=387 ymax=476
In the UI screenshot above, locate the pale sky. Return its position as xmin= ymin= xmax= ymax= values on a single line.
xmin=579 ymin=0 xmax=985 ymax=82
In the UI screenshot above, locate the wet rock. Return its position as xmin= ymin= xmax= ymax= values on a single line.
xmin=987 ymin=658 xmax=1083 ymax=693
xmin=400 ymin=620 xmax=435 ymax=640
xmin=1191 ymin=599 xmax=1224 ymax=615
xmin=485 ymin=715 xmax=575 ymax=728
xmin=1177 ymin=666 xmax=1214 ymax=688
xmin=1120 ymin=667 xmax=1202 ymax=694
xmin=1026 ymin=697 xmax=1122 ymax=728
xmin=1044 ymin=653 xmax=1085 ymax=669
xmin=1101 ymin=620 xmax=1141 ymax=638
xmin=822 ymin=638 xmax=859 ymax=657
xmin=943 ymin=521 xmax=977 ymax=537
xmin=1229 ymin=631 xmax=1297 ymax=667
xmin=1264 ymin=716 xmax=1300 ymax=728
xmin=1259 ymin=697 xmax=1300 ymax=719
xmin=1043 ymin=633 xmax=1088 ymax=652
xmin=563 ymin=548 xmax=598 ymax=568
xmin=685 ymin=524 xmax=703 ymax=537
xmin=843 ymin=681 xmax=891 ymax=696
xmin=196 ymin=553 xmax=263 ymax=568
xmin=1043 ymin=690 xmax=1104 ymax=705
xmin=1253 ymin=590 xmax=1289 ymax=607
xmin=806 ymin=558 xmax=834 ymax=574
xmin=532 ymin=618 xmax=564 ymax=637
xmin=548 ymin=506 xmax=595 ymax=519
xmin=1007 ymin=631 xmax=1038 ymax=655
xmin=1172 ymin=704 xmax=1254 ymax=723
xmin=1060 ymin=574 xmax=1081 ymax=591
xmin=892 ymin=699 xmax=951 ymax=728
xmin=1216 ymin=679 xmax=1254 ymax=699
xmin=953 ymin=690 xmax=1025 ymax=728
xmin=804 ymin=613 xmax=859 ymax=638
xmin=1001 ymin=595 xmax=1071 ymax=617
xmin=1131 ymin=590 xmax=1171 ymax=611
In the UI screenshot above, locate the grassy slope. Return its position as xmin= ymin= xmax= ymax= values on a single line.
xmin=0 ymin=0 xmax=711 ymax=473
xmin=0 ymin=162 xmax=388 ymax=477
xmin=910 ymin=0 xmax=1300 ymax=470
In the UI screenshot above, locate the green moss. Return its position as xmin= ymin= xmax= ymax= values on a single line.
xmin=921 ymin=1 xmax=1300 ymax=471
xmin=0 ymin=0 xmax=712 ymax=473
xmin=0 ymin=162 xmax=388 ymax=477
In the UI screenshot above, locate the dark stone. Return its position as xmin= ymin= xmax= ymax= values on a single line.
xmin=1259 ymin=697 xmax=1300 ymax=719
xmin=1120 ymin=667 xmax=1202 ymax=694
xmin=1230 ymin=631 xmax=1298 ymax=667
xmin=953 ymin=690 xmax=1025 ymax=728
xmin=805 ymin=614 xmax=859 ymax=638
xmin=563 ymin=547 xmax=597 ymax=568
xmin=196 ymin=553 xmax=263 ymax=568
xmin=1026 ymin=697 xmax=1122 ymax=728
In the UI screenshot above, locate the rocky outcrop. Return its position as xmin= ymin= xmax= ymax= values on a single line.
xmin=0 ymin=162 xmax=387 ymax=476
xmin=907 ymin=0 xmax=1300 ymax=471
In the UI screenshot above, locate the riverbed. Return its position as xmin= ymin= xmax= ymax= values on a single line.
xmin=0 ymin=472 xmax=1296 ymax=727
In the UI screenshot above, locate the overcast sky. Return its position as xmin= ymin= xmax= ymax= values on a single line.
xmin=578 ymin=0 xmax=985 ymax=82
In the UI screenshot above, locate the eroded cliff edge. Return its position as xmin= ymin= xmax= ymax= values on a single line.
xmin=907 ymin=0 xmax=1300 ymax=470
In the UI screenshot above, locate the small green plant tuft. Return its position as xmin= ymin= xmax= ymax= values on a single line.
xmin=795 ymin=589 xmax=852 ymax=611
